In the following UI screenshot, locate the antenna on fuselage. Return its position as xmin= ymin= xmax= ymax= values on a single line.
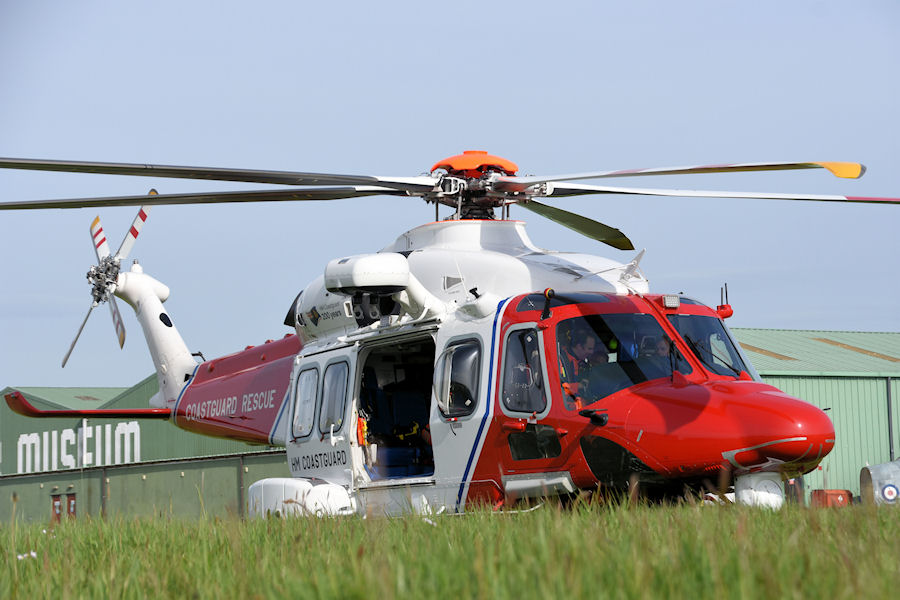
xmin=717 ymin=283 xmax=734 ymax=319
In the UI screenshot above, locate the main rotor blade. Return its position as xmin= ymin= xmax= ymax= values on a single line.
xmin=0 ymin=186 xmax=408 ymax=210
xmin=0 ymin=157 xmax=438 ymax=193
xmin=62 ymin=305 xmax=93 ymax=368
xmin=519 ymin=199 xmax=634 ymax=250
xmin=494 ymin=161 xmax=866 ymax=193
xmin=543 ymin=182 xmax=900 ymax=205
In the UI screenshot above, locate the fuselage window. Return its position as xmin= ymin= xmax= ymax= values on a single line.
xmin=319 ymin=361 xmax=349 ymax=434
xmin=434 ymin=340 xmax=481 ymax=418
xmin=501 ymin=329 xmax=546 ymax=413
xmin=292 ymin=368 xmax=318 ymax=440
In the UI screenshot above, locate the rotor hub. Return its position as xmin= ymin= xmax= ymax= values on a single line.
xmin=430 ymin=150 xmax=518 ymax=178
xmin=86 ymin=256 xmax=120 ymax=306
xmin=427 ymin=152 xmax=525 ymax=219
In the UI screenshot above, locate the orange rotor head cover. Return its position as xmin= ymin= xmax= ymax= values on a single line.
xmin=431 ymin=150 xmax=518 ymax=178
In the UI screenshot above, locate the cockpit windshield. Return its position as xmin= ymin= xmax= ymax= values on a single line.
xmin=667 ymin=314 xmax=757 ymax=379
xmin=556 ymin=313 xmax=692 ymax=409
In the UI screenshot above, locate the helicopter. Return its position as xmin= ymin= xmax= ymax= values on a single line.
xmin=2 ymin=150 xmax=897 ymax=516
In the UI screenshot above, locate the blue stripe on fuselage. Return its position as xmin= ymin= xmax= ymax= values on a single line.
xmin=268 ymin=384 xmax=293 ymax=445
xmin=172 ymin=364 xmax=200 ymax=425
xmin=455 ymin=298 xmax=508 ymax=511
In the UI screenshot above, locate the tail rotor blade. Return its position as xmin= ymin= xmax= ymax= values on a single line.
xmin=114 ymin=202 xmax=151 ymax=261
xmin=90 ymin=216 xmax=111 ymax=261
xmin=62 ymin=305 xmax=94 ymax=368
xmin=108 ymin=296 xmax=127 ymax=348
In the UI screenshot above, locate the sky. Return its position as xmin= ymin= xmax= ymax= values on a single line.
xmin=1 ymin=1 xmax=898 ymax=387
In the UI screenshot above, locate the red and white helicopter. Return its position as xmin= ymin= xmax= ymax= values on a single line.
xmin=2 ymin=151 xmax=897 ymax=515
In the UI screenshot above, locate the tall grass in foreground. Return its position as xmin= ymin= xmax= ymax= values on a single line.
xmin=2 ymin=502 xmax=898 ymax=599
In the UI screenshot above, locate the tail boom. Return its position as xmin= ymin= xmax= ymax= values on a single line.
xmin=173 ymin=335 xmax=301 ymax=445
xmin=114 ymin=264 xmax=198 ymax=407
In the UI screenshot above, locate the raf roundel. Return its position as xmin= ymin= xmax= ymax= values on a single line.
xmin=882 ymin=484 xmax=899 ymax=503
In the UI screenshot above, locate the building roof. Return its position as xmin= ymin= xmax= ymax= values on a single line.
xmin=732 ymin=329 xmax=900 ymax=377
xmin=1 ymin=385 xmax=128 ymax=410
xmin=1 ymin=374 xmax=155 ymax=411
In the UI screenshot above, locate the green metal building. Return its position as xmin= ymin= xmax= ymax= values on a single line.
xmin=0 ymin=375 xmax=288 ymax=521
xmin=1 ymin=329 xmax=898 ymax=521
xmin=733 ymin=328 xmax=900 ymax=497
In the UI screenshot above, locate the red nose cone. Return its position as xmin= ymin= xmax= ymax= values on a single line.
xmin=719 ymin=384 xmax=835 ymax=474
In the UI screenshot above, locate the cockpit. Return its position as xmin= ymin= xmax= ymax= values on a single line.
xmin=503 ymin=291 xmax=759 ymax=413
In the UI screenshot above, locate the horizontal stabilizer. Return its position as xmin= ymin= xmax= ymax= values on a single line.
xmin=4 ymin=391 xmax=171 ymax=419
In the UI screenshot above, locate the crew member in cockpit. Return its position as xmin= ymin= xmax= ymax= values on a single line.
xmin=559 ymin=328 xmax=604 ymax=409
xmin=640 ymin=336 xmax=673 ymax=380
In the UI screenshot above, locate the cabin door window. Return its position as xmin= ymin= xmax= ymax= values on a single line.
xmin=434 ymin=339 xmax=481 ymax=418
xmin=320 ymin=362 xmax=350 ymax=436
xmin=291 ymin=368 xmax=319 ymax=441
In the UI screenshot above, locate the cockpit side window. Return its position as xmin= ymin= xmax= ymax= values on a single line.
xmin=501 ymin=329 xmax=546 ymax=414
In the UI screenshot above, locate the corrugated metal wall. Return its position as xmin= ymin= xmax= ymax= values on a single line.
xmin=890 ymin=377 xmax=899 ymax=460
xmin=762 ymin=375 xmax=894 ymax=496
xmin=1 ymin=388 xmax=281 ymax=476
xmin=0 ymin=452 xmax=288 ymax=522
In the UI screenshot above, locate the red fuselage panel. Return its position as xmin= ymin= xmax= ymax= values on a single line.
xmin=174 ymin=335 xmax=301 ymax=443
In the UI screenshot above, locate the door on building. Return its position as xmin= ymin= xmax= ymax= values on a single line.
xmin=51 ymin=494 xmax=62 ymax=523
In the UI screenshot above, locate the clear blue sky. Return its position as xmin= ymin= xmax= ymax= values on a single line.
xmin=1 ymin=1 xmax=898 ymax=387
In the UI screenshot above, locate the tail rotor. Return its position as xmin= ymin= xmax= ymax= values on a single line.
xmin=61 ymin=200 xmax=153 ymax=367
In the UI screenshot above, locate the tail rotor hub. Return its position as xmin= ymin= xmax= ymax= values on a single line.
xmin=86 ymin=256 xmax=120 ymax=306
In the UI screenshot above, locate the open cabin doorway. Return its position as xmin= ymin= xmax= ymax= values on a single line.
xmin=356 ymin=336 xmax=435 ymax=481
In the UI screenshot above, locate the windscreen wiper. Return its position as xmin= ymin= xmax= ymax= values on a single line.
xmin=683 ymin=335 xmax=741 ymax=378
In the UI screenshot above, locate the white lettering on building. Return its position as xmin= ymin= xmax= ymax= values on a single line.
xmin=114 ymin=421 xmax=140 ymax=464
xmin=60 ymin=428 xmax=76 ymax=469
xmin=15 ymin=420 xmax=142 ymax=474
xmin=17 ymin=433 xmax=40 ymax=473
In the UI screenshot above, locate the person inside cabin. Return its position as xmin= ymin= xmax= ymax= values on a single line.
xmin=559 ymin=327 xmax=606 ymax=409
xmin=639 ymin=336 xmax=674 ymax=380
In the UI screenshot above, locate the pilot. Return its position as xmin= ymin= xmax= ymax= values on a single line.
xmin=640 ymin=336 xmax=673 ymax=380
xmin=560 ymin=328 xmax=604 ymax=409
xmin=654 ymin=338 xmax=669 ymax=358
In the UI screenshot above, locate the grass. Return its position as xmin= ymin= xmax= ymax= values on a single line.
xmin=3 ymin=500 xmax=899 ymax=599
